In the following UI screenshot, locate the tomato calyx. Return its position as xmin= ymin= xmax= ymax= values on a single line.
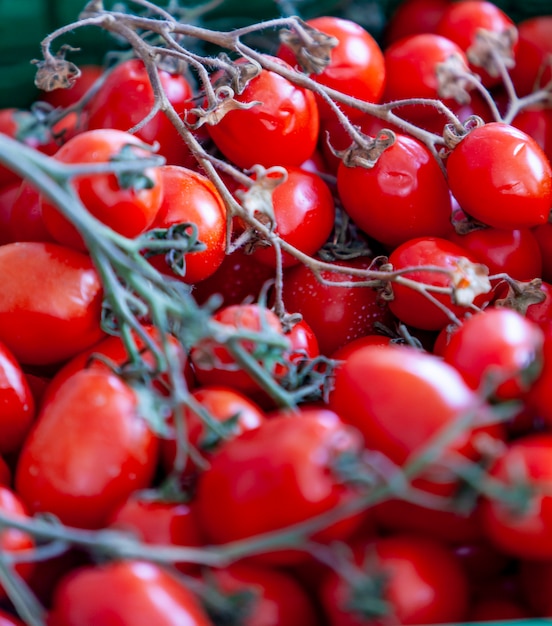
xmin=333 ymin=129 xmax=396 ymax=169
xmin=449 ymin=257 xmax=492 ymax=307
xmin=467 ymin=26 xmax=518 ymax=79
xmin=187 ymin=85 xmax=262 ymax=130
xmin=435 ymin=52 xmax=475 ymax=104
xmin=494 ymin=277 xmax=547 ymax=315
xmin=443 ymin=114 xmax=486 ymax=150
xmin=111 ymin=143 xmax=161 ymax=191
xmin=235 ymin=164 xmax=288 ymax=232
xmin=278 ymin=20 xmax=339 ymax=75
xmin=32 ymin=44 xmax=81 ymax=93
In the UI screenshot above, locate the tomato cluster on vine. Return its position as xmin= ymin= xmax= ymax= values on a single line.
xmin=0 ymin=0 xmax=551 ymax=624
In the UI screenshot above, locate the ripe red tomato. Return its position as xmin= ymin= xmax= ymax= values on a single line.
xmin=281 ymin=256 xmax=393 ymax=356
xmin=47 ymin=560 xmax=213 ymax=626
xmin=237 ymin=165 xmax=335 ymax=268
xmin=337 ymin=132 xmax=453 ymax=249
xmin=0 ymin=242 xmax=105 ymax=366
xmin=15 ymin=368 xmax=159 ymax=529
xmin=480 ymin=433 xmax=552 ymax=560
xmin=8 ymin=180 xmax=54 ymax=243
xmin=195 ymin=408 xmax=365 ymax=562
xmin=446 ymin=122 xmax=552 ymax=230
xmin=39 ymin=64 xmax=103 ymax=110
xmin=0 ymin=182 xmax=20 ymax=244
xmin=511 ymin=105 xmax=552 ymax=165
xmin=206 ymin=57 xmax=319 ymax=169
xmin=381 ymin=33 xmax=471 ymax=126
xmin=387 ymin=236 xmax=491 ymax=331
xmin=320 ymin=533 xmax=469 ymax=625
xmin=0 ymin=340 xmax=35 ymax=455
xmin=162 ymin=385 xmax=266 ymax=478
xmin=41 ymin=128 xmax=165 ymax=251
xmin=277 ymin=16 xmax=385 ymax=122
xmin=532 ymin=222 xmax=552 ymax=285
xmin=147 ymin=164 xmax=227 ymax=284
xmin=436 ymin=0 xmax=517 ymax=88
xmin=383 ymin=0 xmax=450 ymax=46
xmin=442 ymin=307 xmax=544 ymax=400
xmin=86 ymin=58 xmax=195 ymax=167
xmin=0 ymin=610 xmax=24 ymax=626
xmin=198 ymin=562 xmax=321 ymax=626
xmin=508 ymin=15 xmax=552 ymax=97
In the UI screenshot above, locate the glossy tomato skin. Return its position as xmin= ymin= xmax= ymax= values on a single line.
xmin=47 ymin=560 xmax=213 ymax=626
xmin=281 ymin=257 xmax=393 ymax=356
xmin=0 ymin=242 xmax=104 ymax=366
xmin=480 ymin=433 xmax=552 ymax=560
xmin=337 ymin=132 xmax=453 ymax=249
xmin=278 ymin=16 xmax=385 ymax=122
xmin=195 ymin=408 xmax=365 ymax=563
xmin=8 ymin=180 xmax=54 ymax=244
xmin=320 ymin=533 xmax=469 ymax=626
xmin=446 ymin=122 xmax=552 ymax=230
xmin=147 ymin=165 xmax=227 ymax=284
xmin=436 ymin=0 xmax=517 ymax=88
xmin=199 ymin=562 xmax=321 ymax=626
xmin=15 ymin=369 xmax=159 ymax=529
xmin=442 ymin=308 xmax=544 ymax=400
xmin=508 ymin=15 xmax=552 ymax=97
xmin=239 ymin=166 xmax=335 ymax=268
xmin=42 ymin=129 xmax=165 ymax=251
xmin=86 ymin=58 xmax=195 ymax=167
xmin=512 ymin=105 xmax=552 ymax=165
xmin=328 ymin=344 xmax=490 ymax=470
xmin=0 ymin=340 xmax=35 ymax=455
xmin=383 ymin=0 xmax=450 ymax=46
xmin=207 ymin=58 xmax=319 ymax=170
xmin=387 ymin=236 xmax=491 ymax=331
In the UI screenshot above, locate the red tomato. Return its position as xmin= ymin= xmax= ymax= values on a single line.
xmin=0 ymin=340 xmax=35 ymax=455
xmin=446 ymin=122 xmax=552 ymax=230
xmin=41 ymin=128 xmax=165 ymax=251
xmin=281 ymin=256 xmax=393 ymax=356
xmin=384 ymin=0 xmax=450 ymax=45
xmin=448 ymin=225 xmax=543 ymax=282
xmin=508 ymin=15 xmax=552 ymax=97
xmin=86 ymin=58 xmax=195 ymax=167
xmin=387 ymin=236 xmax=492 ymax=331
xmin=147 ymin=165 xmax=227 ymax=284
xmin=39 ymin=64 xmax=103 ymax=109
xmin=195 ymin=408 xmax=365 ymax=563
xmin=512 ymin=105 xmax=552 ymax=165
xmin=206 ymin=57 xmax=319 ymax=169
xmin=0 ymin=182 xmax=20 ymax=245
xmin=442 ymin=307 xmax=544 ymax=400
xmin=190 ymin=303 xmax=286 ymax=394
xmin=15 ymin=368 xmax=159 ymax=529
xmin=8 ymin=180 xmax=54 ymax=243
xmin=320 ymin=533 xmax=469 ymax=625
xmin=277 ymin=16 xmax=385 ymax=122
xmin=436 ymin=0 xmax=517 ymax=88
xmin=0 ymin=610 xmax=24 ymax=626
xmin=524 ymin=322 xmax=552 ymax=427
xmin=237 ymin=165 xmax=335 ymax=268
xmin=468 ymin=598 xmax=531 ymax=622
xmin=0 ymin=242 xmax=104 ymax=366
xmin=107 ymin=494 xmax=205 ymax=572
xmin=0 ymin=486 xmax=35 ymax=599
xmin=381 ymin=34 xmax=471 ymax=126
xmin=480 ymin=433 xmax=552 ymax=559
xmin=162 ymin=385 xmax=266 ymax=478
xmin=198 ymin=562 xmax=321 ymax=626
xmin=47 ymin=560 xmax=213 ymax=626
xmin=533 ymin=222 xmax=552 ymax=285
xmin=337 ymin=132 xmax=453 ymax=249
xmin=519 ymin=558 xmax=552 ymax=616
xmin=328 ymin=344 xmax=494 ymax=477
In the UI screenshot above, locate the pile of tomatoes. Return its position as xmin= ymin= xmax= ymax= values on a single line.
xmin=0 ymin=0 xmax=551 ymax=623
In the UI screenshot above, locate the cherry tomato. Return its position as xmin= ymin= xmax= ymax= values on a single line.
xmin=320 ymin=533 xmax=469 ymax=625
xmin=511 ymin=104 xmax=552 ymax=165
xmin=508 ymin=15 xmax=552 ymax=97
xmin=337 ymin=132 xmax=453 ymax=249
xmin=442 ymin=307 xmax=544 ymax=400
xmin=446 ymin=122 xmax=552 ymax=230
xmin=480 ymin=433 xmax=552 ymax=560
xmin=147 ymin=164 xmax=227 ymax=284
xmin=0 ymin=610 xmax=24 ymax=626
xmin=0 ymin=182 xmax=20 ymax=245
xmin=39 ymin=64 xmax=103 ymax=110
xmin=237 ymin=165 xmax=335 ymax=268
xmin=281 ymin=256 xmax=393 ymax=356
xmin=47 ymin=560 xmax=213 ymax=626
xmin=387 ymin=236 xmax=491 ymax=331
xmin=86 ymin=58 xmax=195 ymax=167
xmin=41 ymin=128 xmax=165 ymax=251
xmin=195 ymin=408 xmax=365 ymax=563
xmin=8 ymin=180 xmax=54 ymax=243
xmin=161 ymin=385 xmax=266 ymax=478
xmin=15 ymin=368 xmax=159 ymax=529
xmin=384 ymin=0 xmax=450 ymax=46
xmin=0 ymin=340 xmax=35 ymax=455
xmin=198 ymin=562 xmax=321 ymax=626
xmin=277 ymin=16 xmax=385 ymax=122
xmin=436 ymin=0 xmax=517 ymax=88
xmin=206 ymin=57 xmax=319 ymax=169
xmin=532 ymin=222 xmax=552 ymax=285
xmin=0 ymin=242 xmax=104 ymax=366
